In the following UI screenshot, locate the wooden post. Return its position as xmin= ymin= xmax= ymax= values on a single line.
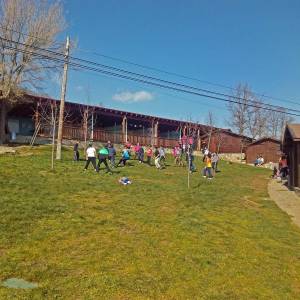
xmin=197 ymin=128 xmax=201 ymax=151
xmin=122 ymin=116 xmax=127 ymax=143
xmin=187 ymin=143 xmax=190 ymax=189
xmin=34 ymin=101 xmax=40 ymax=131
xmin=150 ymin=119 xmax=154 ymax=146
xmin=56 ymin=36 xmax=70 ymax=160
xmin=154 ymin=120 xmax=159 ymax=146
xmin=179 ymin=126 xmax=182 ymax=143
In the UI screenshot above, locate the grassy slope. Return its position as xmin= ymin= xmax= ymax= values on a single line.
xmin=0 ymin=146 xmax=300 ymax=299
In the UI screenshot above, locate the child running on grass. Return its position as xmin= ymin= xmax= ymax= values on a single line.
xmin=73 ymin=141 xmax=80 ymax=161
xmin=134 ymin=143 xmax=141 ymax=160
xmin=211 ymin=152 xmax=219 ymax=173
xmin=154 ymin=146 xmax=161 ymax=169
xmin=187 ymin=146 xmax=196 ymax=173
xmin=108 ymin=143 xmax=116 ymax=168
xmin=117 ymin=147 xmax=130 ymax=167
xmin=84 ymin=143 xmax=97 ymax=172
xmin=202 ymin=153 xmax=213 ymax=179
xmin=138 ymin=145 xmax=144 ymax=163
xmin=146 ymin=145 xmax=153 ymax=165
xmin=97 ymin=145 xmax=111 ymax=173
xmin=159 ymin=146 xmax=166 ymax=168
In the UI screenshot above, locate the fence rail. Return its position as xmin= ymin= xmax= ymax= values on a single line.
xmin=38 ymin=126 xmax=179 ymax=148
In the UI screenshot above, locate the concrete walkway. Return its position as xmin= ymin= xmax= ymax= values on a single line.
xmin=268 ymin=180 xmax=300 ymax=228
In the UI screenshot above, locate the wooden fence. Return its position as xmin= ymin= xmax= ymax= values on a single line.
xmin=39 ymin=125 xmax=179 ymax=148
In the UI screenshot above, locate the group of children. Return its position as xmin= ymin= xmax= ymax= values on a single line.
xmin=80 ymin=141 xmax=167 ymax=173
xmin=172 ymin=144 xmax=196 ymax=173
xmin=124 ymin=141 xmax=166 ymax=169
xmin=78 ymin=140 xmax=220 ymax=180
xmin=172 ymin=144 xmax=220 ymax=178
xmin=201 ymin=149 xmax=220 ymax=179
xmin=83 ymin=142 xmax=111 ymax=173
xmin=254 ymin=155 xmax=265 ymax=166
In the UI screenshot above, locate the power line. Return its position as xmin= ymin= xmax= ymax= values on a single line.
xmin=3 ymin=43 xmax=300 ymax=118
xmin=75 ymin=48 xmax=300 ymax=107
xmin=1 ymin=36 xmax=299 ymax=116
xmin=3 ymin=40 xmax=300 ymax=118
xmin=1 ymin=25 xmax=299 ymax=107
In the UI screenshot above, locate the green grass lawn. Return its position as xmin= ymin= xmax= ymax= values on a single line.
xmin=1 ymin=146 xmax=300 ymax=299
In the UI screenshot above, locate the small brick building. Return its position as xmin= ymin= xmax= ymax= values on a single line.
xmin=245 ymin=137 xmax=281 ymax=164
xmin=209 ymin=130 xmax=252 ymax=153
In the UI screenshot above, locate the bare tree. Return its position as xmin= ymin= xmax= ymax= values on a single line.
xmin=227 ymin=83 xmax=251 ymax=137
xmin=245 ymin=98 xmax=268 ymax=139
xmin=33 ymin=99 xmax=57 ymax=169
xmin=0 ymin=0 xmax=66 ymax=143
xmin=205 ymin=111 xmax=215 ymax=151
xmin=215 ymin=129 xmax=225 ymax=154
xmin=227 ymin=83 xmax=255 ymax=159
xmin=33 ymin=98 xmax=72 ymax=169
xmin=267 ymin=110 xmax=281 ymax=139
xmin=79 ymin=105 xmax=97 ymax=152
xmin=267 ymin=108 xmax=293 ymax=139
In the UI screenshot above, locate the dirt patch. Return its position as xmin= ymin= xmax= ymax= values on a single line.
xmin=0 ymin=146 xmax=16 ymax=155
xmin=268 ymin=180 xmax=300 ymax=228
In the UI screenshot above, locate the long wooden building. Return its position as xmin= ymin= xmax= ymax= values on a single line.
xmin=7 ymin=94 xmax=252 ymax=153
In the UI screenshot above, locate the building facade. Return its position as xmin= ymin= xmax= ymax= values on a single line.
xmin=283 ymin=124 xmax=300 ymax=189
xmin=246 ymin=138 xmax=281 ymax=164
xmin=7 ymin=94 xmax=251 ymax=153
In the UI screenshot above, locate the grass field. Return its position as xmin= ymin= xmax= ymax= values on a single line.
xmin=1 ymin=146 xmax=300 ymax=299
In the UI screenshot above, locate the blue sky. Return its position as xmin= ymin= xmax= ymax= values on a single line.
xmin=47 ymin=0 xmax=300 ymax=126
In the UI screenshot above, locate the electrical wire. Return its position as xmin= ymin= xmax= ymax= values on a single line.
xmin=1 ymin=25 xmax=299 ymax=106
xmin=76 ymin=47 xmax=300 ymax=107
xmin=1 ymin=36 xmax=299 ymax=116
xmin=2 ymin=40 xmax=300 ymax=118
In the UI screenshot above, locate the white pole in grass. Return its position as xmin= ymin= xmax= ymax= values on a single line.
xmin=187 ymin=142 xmax=190 ymax=189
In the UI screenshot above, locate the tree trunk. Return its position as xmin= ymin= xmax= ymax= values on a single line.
xmin=240 ymin=140 xmax=244 ymax=162
xmin=207 ymin=128 xmax=212 ymax=151
xmin=0 ymin=101 xmax=7 ymax=144
xmin=217 ymin=139 xmax=221 ymax=154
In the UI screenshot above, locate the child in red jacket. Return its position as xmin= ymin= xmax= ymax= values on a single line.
xmin=146 ymin=145 xmax=153 ymax=165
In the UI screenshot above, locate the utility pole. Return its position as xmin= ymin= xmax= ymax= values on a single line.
xmin=56 ymin=36 xmax=70 ymax=160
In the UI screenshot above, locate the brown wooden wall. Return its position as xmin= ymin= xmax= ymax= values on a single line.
xmin=246 ymin=140 xmax=281 ymax=164
xmin=39 ymin=125 xmax=179 ymax=148
xmin=283 ymin=131 xmax=300 ymax=188
xmin=9 ymin=97 xmax=252 ymax=153
xmin=209 ymin=132 xmax=251 ymax=153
